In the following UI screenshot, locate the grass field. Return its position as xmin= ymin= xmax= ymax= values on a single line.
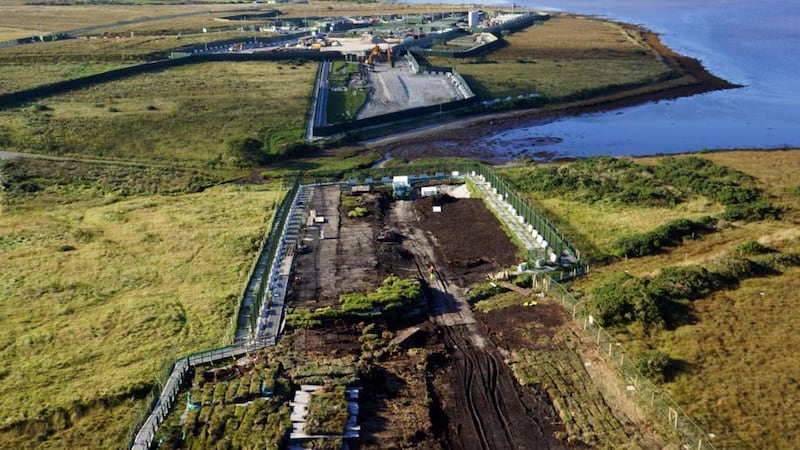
xmin=261 ymin=148 xmax=381 ymax=180
xmin=0 ymin=33 xmax=265 ymax=62
xmin=0 ymin=62 xmax=137 ymax=95
xmin=0 ymin=164 xmax=283 ymax=446
xmin=528 ymin=149 xmax=800 ymax=448
xmin=0 ymin=61 xmax=315 ymax=165
xmin=0 ymin=3 xmax=252 ymax=39
xmin=425 ymin=15 xmax=676 ymax=100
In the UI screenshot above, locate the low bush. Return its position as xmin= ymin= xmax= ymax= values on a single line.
xmin=721 ymin=201 xmax=780 ymax=221
xmin=635 ymin=349 xmax=673 ymax=383
xmin=466 ymin=282 xmax=507 ymax=302
xmin=647 ymin=265 xmax=716 ymax=301
xmin=590 ymin=273 xmax=662 ymax=331
xmin=710 ymin=256 xmax=772 ymax=285
xmin=505 ymin=156 xmax=778 ymax=225
xmin=612 ymin=216 xmax=717 ymax=258
xmin=735 ymin=240 xmax=774 ymax=255
xmin=755 ymin=252 xmax=800 ymax=271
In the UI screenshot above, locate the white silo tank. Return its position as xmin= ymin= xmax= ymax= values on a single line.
xmin=468 ymin=10 xmax=480 ymax=28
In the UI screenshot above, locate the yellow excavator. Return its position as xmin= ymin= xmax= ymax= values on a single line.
xmin=366 ymin=45 xmax=380 ymax=70
xmin=366 ymin=45 xmax=392 ymax=70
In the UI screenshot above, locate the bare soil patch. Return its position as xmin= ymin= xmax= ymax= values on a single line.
xmin=412 ymin=195 xmax=521 ymax=285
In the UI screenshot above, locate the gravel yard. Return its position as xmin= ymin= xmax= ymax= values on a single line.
xmin=357 ymin=62 xmax=463 ymax=119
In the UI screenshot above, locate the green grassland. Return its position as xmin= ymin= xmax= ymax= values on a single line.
xmin=425 ymin=15 xmax=679 ymax=100
xmin=505 ymin=150 xmax=800 ymax=448
xmin=0 ymin=159 xmax=283 ymax=446
xmin=261 ymin=148 xmax=382 ymax=180
xmin=0 ymin=61 xmax=315 ymax=165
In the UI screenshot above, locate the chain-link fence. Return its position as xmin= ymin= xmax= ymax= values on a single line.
xmin=540 ymin=276 xmax=716 ymax=450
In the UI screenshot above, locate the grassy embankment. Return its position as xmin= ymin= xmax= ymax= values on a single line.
xmin=0 ymin=158 xmax=283 ymax=447
xmin=498 ymin=150 xmax=800 ymax=449
xmin=0 ymin=3 xmax=252 ymax=41
xmin=425 ymin=14 xmax=688 ymax=102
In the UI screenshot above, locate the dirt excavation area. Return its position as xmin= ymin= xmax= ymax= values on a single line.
xmin=286 ymin=182 xmax=661 ymax=449
xmin=357 ymin=61 xmax=465 ymax=119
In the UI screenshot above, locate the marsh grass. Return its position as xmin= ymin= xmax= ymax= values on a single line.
xmin=0 ymin=61 xmax=315 ymax=165
xmin=261 ymin=149 xmax=381 ymax=180
xmin=427 ymin=15 xmax=675 ymax=100
xmin=0 ymin=183 xmax=282 ymax=446
xmin=552 ymin=150 xmax=800 ymax=448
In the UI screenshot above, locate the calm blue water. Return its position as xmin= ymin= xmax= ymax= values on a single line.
xmin=410 ymin=0 xmax=800 ymax=158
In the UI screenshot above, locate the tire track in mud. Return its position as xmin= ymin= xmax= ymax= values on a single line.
xmin=391 ymin=198 xmax=563 ymax=450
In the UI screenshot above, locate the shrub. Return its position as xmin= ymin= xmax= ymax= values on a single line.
xmin=590 ymin=273 xmax=663 ymax=331
xmin=721 ymin=201 xmax=780 ymax=221
xmin=756 ymin=252 xmax=800 ymax=270
xmin=647 ymin=265 xmax=716 ymax=301
xmin=466 ymin=282 xmax=507 ymax=302
xmin=347 ymin=206 xmax=368 ymax=218
xmin=735 ymin=240 xmax=774 ymax=255
xmin=612 ymin=217 xmax=716 ymax=258
xmin=107 ymin=106 xmax=119 ymax=113
xmin=710 ymin=256 xmax=770 ymax=285
xmin=635 ymin=349 xmax=673 ymax=383
xmin=225 ymin=137 xmax=266 ymax=167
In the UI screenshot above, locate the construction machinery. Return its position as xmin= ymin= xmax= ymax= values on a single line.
xmin=365 ymin=45 xmax=392 ymax=70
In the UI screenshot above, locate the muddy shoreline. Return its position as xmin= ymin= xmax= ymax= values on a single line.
xmin=357 ymin=24 xmax=741 ymax=164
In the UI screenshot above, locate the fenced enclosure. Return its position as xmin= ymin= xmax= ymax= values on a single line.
xmin=287 ymin=162 xmax=582 ymax=271
xmin=541 ymin=277 xmax=716 ymax=450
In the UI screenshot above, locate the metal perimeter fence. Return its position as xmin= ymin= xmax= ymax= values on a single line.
xmin=538 ymin=275 xmax=716 ymax=450
xmin=245 ymin=180 xmax=300 ymax=335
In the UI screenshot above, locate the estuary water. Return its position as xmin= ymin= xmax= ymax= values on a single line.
xmin=411 ymin=0 xmax=800 ymax=157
